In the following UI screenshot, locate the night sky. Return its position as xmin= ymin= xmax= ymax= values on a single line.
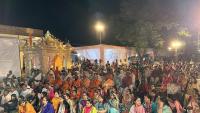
xmin=0 ymin=0 xmax=120 ymax=46
xmin=1 ymin=0 xmax=200 ymax=46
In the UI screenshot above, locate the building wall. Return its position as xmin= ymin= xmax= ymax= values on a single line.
xmin=75 ymin=44 xmax=136 ymax=63
xmin=0 ymin=35 xmax=21 ymax=78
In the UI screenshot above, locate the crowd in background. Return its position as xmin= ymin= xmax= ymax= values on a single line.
xmin=0 ymin=58 xmax=200 ymax=113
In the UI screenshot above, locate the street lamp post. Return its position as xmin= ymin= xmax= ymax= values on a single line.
xmin=95 ymin=21 xmax=105 ymax=44
xmin=99 ymin=31 xmax=102 ymax=44
xmin=198 ymin=32 xmax=200 ymax=52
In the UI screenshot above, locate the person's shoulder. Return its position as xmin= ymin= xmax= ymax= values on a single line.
xmin=13 ymin=90 xmax=19 ymax=93
xmin=151 ymin=102 xmax=157 ymax=106
xmin=142 ymin=103 xmax=146 ymax=107
xmin=92 ymin=106 xmax=97 ymax=109
xmin=130 ymin=105 xmax=135 ymax=109
xmin=129 ymin=105 xmax=135 ymax=112
xmin=92 ymin=106 xmax=98 ymax=112
xmin=47 ymin=102 xmax=54 ymax=108
xmin=26 ymin=102 xmax=34 ymax=109
xmin=163 ymin=105 xmax=172 ymax=113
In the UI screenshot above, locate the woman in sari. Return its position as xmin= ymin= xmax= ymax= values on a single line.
xmin=51 ymin=91 xmax=62 ymax=112
xmin=62 ymin=77 xmax=72 ymax=93
xmin=47 ymin=68 xmax=55 ymax=86
xmin=55 ymin=74 xmax=63 ymax=87
xmin=186 ymin=96 xmax=199 ymax=113
xmin=82 ymin=75 xmax=91 ymax=88
xmin=168 ymin=95 xmax=184 ymax=113
xmin=157 ymin=96 xmax=172 ymax=113
xmin=28 ymin=90 xmax=41 ymax=112
xmin=78 ymin=92 xmax=90 ymax=113
xmin=18 ymin=98 xmax=36 ymax=113
xmin=40 ymin=96 xmax=54 ymax=113
xmin=121 ymin=88 xmax=133 ymax=113
xmin=102 ymin=76 xmax=114 ymax=94
xmin=108 ymin=93 xmax=120 ymax=113
xmin=57 ymin=97 xmax=70 ymax=113
xmin=95 ymin=96 xmax=109 ymax=113
xmin=90 ymin=75 xmax=101 ymax=89
xmin=73 ymin=75 xmax=81 ymax=88
xmin=48 ymin=85 xmax=55 ymax=100
xmin=64 ymin=93 xmax=76 ymax=113
xmin=82 ymin=99 xmax=97 ymax=113
xmin=129 ymin=98 xmax=145 ymax=113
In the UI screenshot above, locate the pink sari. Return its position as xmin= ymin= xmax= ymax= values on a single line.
xmin=48 ymin=88 xmax=54 ymax=100
xmin=129 ymin=105 xmax=145 ymax=113
xmin=84 ymin=107 xmax=92 ymax=113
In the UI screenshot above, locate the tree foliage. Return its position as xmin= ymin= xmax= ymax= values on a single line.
xmin=115 ymin=20 xmax=163 ymax=52
xmin=111 ymin=0 xmax=198 ymax=52
xmin=109 ymin=0 xmax=200 ymax=83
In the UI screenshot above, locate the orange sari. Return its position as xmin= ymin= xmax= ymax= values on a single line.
xmin=62 ymin=80 xmax=72 ymax=92
xmin=82 ymin=78 xmax=90 ymax=88
xmin=55 ymin=75 xmax=63 ymax=87
xmin=48 ymin=75 xmax=55 ymax=86
xmin=18 ymin=105 xmax=25 ymax=113
xmin=103 ymin=78 xmax=114 ymax=93
xmin=73 ymin=79 xmax=81 ymax=88
xmin=90 ymin=79 xmax=101 ymax=88
xmin=18 ymin=102 xmax=36 ymax=113
xmin=103 ymin=79 xmax=114 ymax=88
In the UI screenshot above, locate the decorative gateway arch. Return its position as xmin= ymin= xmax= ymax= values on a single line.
xmin=21 ymin=31 xmax=72 ymax=76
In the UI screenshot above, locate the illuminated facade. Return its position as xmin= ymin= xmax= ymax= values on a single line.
xmin=0 ymin=25 xmax=72 ymax=77
xmin=20 ymin=31 xmax=72 ymax=76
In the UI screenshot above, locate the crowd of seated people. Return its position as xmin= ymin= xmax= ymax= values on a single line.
xmin=0 ymin=59 xmax=199 ymax=113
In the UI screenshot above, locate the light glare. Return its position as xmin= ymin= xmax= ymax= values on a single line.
xmin=95 ymin=21 xmax=105 ymax=32
xmin=171 ymin=40 xmax=182 ymax=49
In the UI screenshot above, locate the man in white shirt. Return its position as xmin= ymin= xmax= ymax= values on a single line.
xmin=8 ymin=87 xmax=19 ymax=99
xmin=20 ymin=83 xmax=32 ymax=98
xmin=0 ymin=90 xmax=11 ymax=105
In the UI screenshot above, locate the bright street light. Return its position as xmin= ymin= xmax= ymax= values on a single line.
xmin=170 ymin=40 xmax=183 ymax=61
xmin=95 ymin=21 xmax=105 ymax=32
xmin=95 ymin=21 xmax=105 ymax=44
xmin=171 ymin=40 xmax=183 ymax=49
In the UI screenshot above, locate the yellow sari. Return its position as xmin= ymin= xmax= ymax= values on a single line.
xmin=51 ymin=97 xmax=62 ymax=112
